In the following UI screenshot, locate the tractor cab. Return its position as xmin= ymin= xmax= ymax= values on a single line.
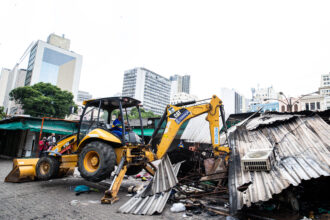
xmin=79 ymin=97 xmax=145 ymax=146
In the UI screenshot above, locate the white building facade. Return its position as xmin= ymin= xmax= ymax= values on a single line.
xmin=122 ymin=68 xmax=171 ymax=115
xmin=219 ymin=88 xmax=246 ymax=116
xmin=77 ymin=90 xmax=92 ymax=102
xmin=0 ymin=68 xmax=11 ymax=106
xmin=169 ymin=74 xmax=190 ymax=100
xmin=319 ymin=73 xmax=330 ymax=109
xmin=25 ymin=34 xmax=82 ymax=101
xmin=300 ymin=94 xmax=327 ymax=111
xmin=1 ymin=68 xmax=27 ymax=114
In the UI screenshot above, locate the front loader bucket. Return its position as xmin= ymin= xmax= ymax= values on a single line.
xmin=5 ymin=158 xmax=39 ymax=183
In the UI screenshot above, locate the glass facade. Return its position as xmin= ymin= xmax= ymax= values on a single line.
xmin=25 ymin=43 xmax=38 ymax=86
xmin=25 ymin=43 xmax=76 ymax=86
xmin=39 ymin=48 xmax=75 ymax=85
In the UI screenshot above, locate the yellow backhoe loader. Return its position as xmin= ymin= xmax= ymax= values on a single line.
xmin=5 ymin=95 xmax=230 ymax=204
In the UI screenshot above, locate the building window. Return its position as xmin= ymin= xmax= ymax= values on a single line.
xmin=310 ymin=102 xmax=315 ymax=110
xmin=294 ymin=104 xmax=298 ymax=112
xmin=305 ymin=103 xmax=309 ymax=111
xmin=316 ymin=102 xmax=320 ymax=110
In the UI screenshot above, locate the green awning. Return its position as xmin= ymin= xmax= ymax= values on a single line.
xmin=0 ymin=120 xmax=77 ymax=135
xmin=133 ymin=128 xmax=154 ymax=136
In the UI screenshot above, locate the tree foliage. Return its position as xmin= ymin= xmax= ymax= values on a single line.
xmin=128 ymin=107 xmax=159 ymax=119
xmin=9 ymin=82 xmax=76 ymax=118
xmin=0 ymin=106 xmax=5 ymax=120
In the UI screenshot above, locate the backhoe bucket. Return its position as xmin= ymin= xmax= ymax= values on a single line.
xmin=5 ymin=158 xmax=39 ymax=183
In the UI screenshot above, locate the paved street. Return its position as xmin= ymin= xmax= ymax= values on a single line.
xmin=0 ymin=159 xmax=188 ymax=220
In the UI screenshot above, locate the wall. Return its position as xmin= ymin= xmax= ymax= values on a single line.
xmin=134 ymin=68 xmax=146 ymax=103
xmin=300 ymin=94 xmax=326 ymax=111
xmin=57 ymin=59 xmax=76 ymax=92
xmin=0 ymin=68 xmax=10 ymax=106
xmin=219 ymin=88 xmax=236 ymax=116
xmin=27 ymin=40 xmax=82 ymax=101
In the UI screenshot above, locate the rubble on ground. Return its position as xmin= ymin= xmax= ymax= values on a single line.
xmin=118 ymin=112 xmax=330 ymax=219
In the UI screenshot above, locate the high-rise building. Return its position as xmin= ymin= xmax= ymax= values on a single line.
xmin=249 ymin=85 xmax=279 ymax=112
xmin=122 ymin=67 xmax=171 ymax=115
xmin=182 ymin=75 xmax=190 ymax=94
xmin=25 ymin=34 xmax=82 ymax=100
xmin=169 ymin=74 xmax=190 ymax=98
xmin=1 ymin=68 xmax=27 ymax=114
xmin=0 ymin=68 xmax=11 ymax=106
xmin=251 ymin=85 xmax=278 ymax=102
xmin=219 ymin=88 xmax=246 ymax=116
xmin=319 ymin=73 xmax=330 ymax=97
xmin=77 ymin=90 xmax=92 ymax=102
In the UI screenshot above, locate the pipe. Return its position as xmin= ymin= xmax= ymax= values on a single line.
xmin=137 ymin=105 xmax=145 ymax=144
xmin=119 ymin=101 xmax=126 ymax=145
xmin=148 ymin=106 xmax=167 ymax=146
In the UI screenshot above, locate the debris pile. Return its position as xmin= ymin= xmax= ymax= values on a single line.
xmin=169 ymin=146 xmax=230 ymax=217
xmin=119 ymin=112 xmax=330 ymax=219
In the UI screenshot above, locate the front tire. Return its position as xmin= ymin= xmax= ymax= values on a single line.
xmin=78 ymin=141 xmax=116 ymax=182
xmin=36 ymin=156 xmax=60 ymax=180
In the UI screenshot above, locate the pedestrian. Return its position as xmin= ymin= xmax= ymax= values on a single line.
xmin=47 ymin=133 xmax=56 ymax=147
xmin=38 ymin=137 xmax=48 ymax=157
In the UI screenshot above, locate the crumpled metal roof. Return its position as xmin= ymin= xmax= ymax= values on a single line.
xmin=228 ymin=114 xmax=330 ymax=214
xmin=118 ymin=156 xmax=182 ymax=215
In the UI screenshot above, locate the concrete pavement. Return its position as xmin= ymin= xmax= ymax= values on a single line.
xmin=0 ymin=159 xmax=186 ymax=220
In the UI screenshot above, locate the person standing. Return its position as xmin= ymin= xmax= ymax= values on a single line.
xmin=38 ymin=137 xmax=48 ymax=157
xmin=47 ymin=133 xmax=56 ymax=147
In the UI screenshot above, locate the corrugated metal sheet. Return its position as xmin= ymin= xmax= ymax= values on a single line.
xmin=151 ymin=155 xmax=178 ymax=194
xmin=244 ymin=114 xmax=296 ymax=130
xmin=118 ymin=157 xmax=182 ymax=215
xmin=229 ymin=114 xmax=330 ymax=214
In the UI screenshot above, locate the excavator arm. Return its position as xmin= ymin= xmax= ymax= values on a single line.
xmin=155 ymin=95 xmax=229 ymax=159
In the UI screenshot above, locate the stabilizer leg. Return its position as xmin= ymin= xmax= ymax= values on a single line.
xmin=101 ymin=156 xmax=127 ymax=204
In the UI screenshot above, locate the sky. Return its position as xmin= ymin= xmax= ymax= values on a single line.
xmin=0 ymin=0 xmax=330 ymax=100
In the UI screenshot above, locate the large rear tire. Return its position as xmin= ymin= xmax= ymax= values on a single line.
xmin=78 ymin=141 xmax=116 ymax=182
xmin=36 ymin=156 xmax=60 ymax=180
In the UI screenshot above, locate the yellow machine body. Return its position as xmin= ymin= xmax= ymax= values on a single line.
xmin=5 ymin=135 xmax=79 ymax=183
xmin=5 ymin=95 xmax=230 ymax=205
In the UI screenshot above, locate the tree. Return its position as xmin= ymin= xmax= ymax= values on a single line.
xmin=9 ymin=82 xmax=76 ymax=118
xmin=128 ymin=107 xmax=159 ymax=119
xmin=0 ymin=106 xmax=5 ymax=120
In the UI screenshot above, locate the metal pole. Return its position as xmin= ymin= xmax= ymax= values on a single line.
xmin=137 ymin=105 xmax=145 ymax=144
xmin=97 ymin=100 xmax=102 ymax=125
xmin=119 ymin=101 xmax=125 ymax=145
xmin=220 ymin=104 xmax=231 ymax=149
xmin=148 ymin=106 xmax=167 ymax=146
xmin=124 ymin=108 xmax=131 ymax=143
xmin=77 ymin=106 xmax=87 ymax=145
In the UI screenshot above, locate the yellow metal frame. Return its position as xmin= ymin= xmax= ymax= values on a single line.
xmin=156 ymin=95 xmax=228 ymax=159
xmin=6 ymin=94 xmax=230 ymax=206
